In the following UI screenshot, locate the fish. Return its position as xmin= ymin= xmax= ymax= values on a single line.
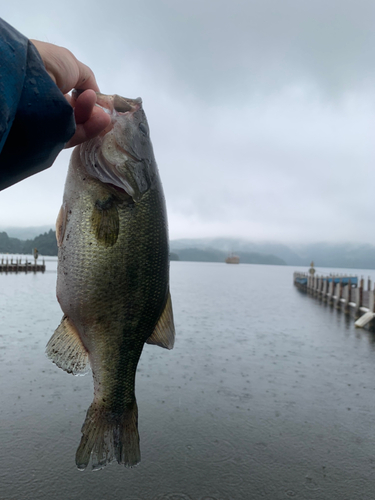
xmin=46 ymin=93 xmax=175 ymax=471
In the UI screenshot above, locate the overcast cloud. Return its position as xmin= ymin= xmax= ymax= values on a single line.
xmin=1 ymin=0 xmax=375 ymax=243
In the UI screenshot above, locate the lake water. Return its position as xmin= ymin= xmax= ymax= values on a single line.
xmin=1 ymin=260 xmax=375 ymax=500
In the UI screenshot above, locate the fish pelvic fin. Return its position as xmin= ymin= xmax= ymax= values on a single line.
xmin=146 ymin=291 xmax=175 ymax=349
xmin=46 ymin=315 xmax=89 ymax=375
xmin=76 ymin=400 xmax=140 ymax=471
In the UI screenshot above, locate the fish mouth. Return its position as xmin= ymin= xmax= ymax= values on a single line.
xmin=72 ymin=91 xmax=142 ymax=152
xmin=95 ymin=93 xmax=142 ymax=116
xmin=72 ymin=89 xmax=142 ymax=113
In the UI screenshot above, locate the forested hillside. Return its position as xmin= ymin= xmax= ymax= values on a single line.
xmin=0 ymin=230 xmax=57 ymax=256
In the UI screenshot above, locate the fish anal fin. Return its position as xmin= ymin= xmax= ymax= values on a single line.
xmin=46 ymin=315 xmax=89 ymax=375
xmin=56 ymin=203 xmax=67 ymax=247
xmin=146 ymin=292 xmax=175 ymax=350
xmin=92 ymin=196 xmax=119 ymax=247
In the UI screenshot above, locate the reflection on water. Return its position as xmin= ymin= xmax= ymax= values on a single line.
xmin=1 ymin=261 xmax=375 ymax=499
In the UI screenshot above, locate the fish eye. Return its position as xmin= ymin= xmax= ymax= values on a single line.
xmin=139 ymin=122 xmax=148 ymax=136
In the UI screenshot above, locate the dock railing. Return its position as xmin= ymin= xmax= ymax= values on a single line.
xmin=0 ymin=256 xmax=46 ymax=274
xmin=293 ymin=271 xmax=375 ymax=328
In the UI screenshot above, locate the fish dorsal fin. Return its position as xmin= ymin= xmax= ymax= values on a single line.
xmin=46 ymin=316 xmax=90 ymax=375
xmin=56 ymin=203 xmax=67 ymax=247
xmin=146 ymin=292 xmax=175 ymax=350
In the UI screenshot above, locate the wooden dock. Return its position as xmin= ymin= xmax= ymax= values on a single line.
xmin=293 ymin=268 xmax=375 ymax=329
xmin=0 ymin=256 xmax=46 ymax=274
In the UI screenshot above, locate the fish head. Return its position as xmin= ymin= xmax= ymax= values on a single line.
xmin=98 ymin=94 xmax=153 ymax=162
xmin=80 ymin=93 xmax=157 ymax=202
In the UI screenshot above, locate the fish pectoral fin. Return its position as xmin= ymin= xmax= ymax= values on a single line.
xmin=56 ymin=203 xmax=67 ymax=247
xmin=92 ymin=196 xmax=119 ymax=247
xmin=146 ymin=292 xmax=175 ymax=350
xmin=46 ymin=315 xmax=89 ymax=375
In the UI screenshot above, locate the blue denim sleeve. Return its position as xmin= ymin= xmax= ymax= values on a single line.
xmin=0 ymin=18 xmax=75 ymax=190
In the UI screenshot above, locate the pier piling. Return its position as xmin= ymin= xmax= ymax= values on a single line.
xmin=0 ymin=255 xmax=46 ymax=274
xmin=294 ymin=269 xmax=375 ymax=329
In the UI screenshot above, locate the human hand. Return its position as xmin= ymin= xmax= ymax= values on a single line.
xmin=30 ymin=40 xmax=111 ymax=148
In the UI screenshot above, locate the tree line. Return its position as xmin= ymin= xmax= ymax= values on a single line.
xmin=0 ymin=230 xmax=58 ymax=256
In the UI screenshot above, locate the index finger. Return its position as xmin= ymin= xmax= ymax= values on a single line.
xmin=73 ymin=60 xmax=100 ymax=93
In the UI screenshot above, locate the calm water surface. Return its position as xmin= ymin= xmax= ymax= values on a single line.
xmin=1 ymin=260 xmax=375 ymax=500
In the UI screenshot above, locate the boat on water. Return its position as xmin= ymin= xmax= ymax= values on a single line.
xmin=225 ymin=253 xmax=240 ymax=264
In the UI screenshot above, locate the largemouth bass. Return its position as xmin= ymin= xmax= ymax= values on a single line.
xmin=46 ymin=93 xmax=175 ymax=470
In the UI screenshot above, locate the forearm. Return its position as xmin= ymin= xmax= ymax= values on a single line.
xmin=0 ymin=18 xmax=75 ymax=190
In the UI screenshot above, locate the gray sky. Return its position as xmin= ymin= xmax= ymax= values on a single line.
xmin=1 ymin=0 xmax=375 ymax=243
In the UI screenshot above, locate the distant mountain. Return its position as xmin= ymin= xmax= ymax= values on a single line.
xmin=236 ymin=251 xmax=286 ymax=266
xmin=0 ymin=225 xmax=54 ymax=240
xmin=171 ymin=245 xmax=286 ymax=265
xmin=170 ymin=252 xmax=179 ymax=261
xmin=0 ymin=232 xmax=24 ymax=253
xmin=170 ymin=238 xmax=302 ymax=265
xmin=0 ymin=230 xmax=57 ymax=256
xmin=289 ymin=242 xmax=375 ymax=269
xmin=170 ymin=238 xmax=375 ymax=269
xmin=23 ymin=230 xmax=58 ymax=256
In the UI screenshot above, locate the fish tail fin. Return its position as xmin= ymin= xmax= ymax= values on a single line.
xmin=75 ymin=399 xmax=140 ymax=471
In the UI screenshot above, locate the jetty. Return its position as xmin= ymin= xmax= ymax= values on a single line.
xmin=0 ymin=254 xmax=45 ymax=274
xmin=293 ymin=262 xmax=375 ymax=329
